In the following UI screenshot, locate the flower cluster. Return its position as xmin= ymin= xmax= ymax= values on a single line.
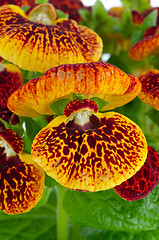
xmin=0 ymin=0 xmax=159 ymax=217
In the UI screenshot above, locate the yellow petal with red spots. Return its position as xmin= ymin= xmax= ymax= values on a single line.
xmin=129 ymin=34 xmax=159 ymax=61
xmin=7 ymin=62 xmax=141 ymax=117
xmin=31 ymin=111 xmax=147 ymax=192
xmin=0 ymin=63 xmax=23 ymax=108
xmin=0 ymin=5 xmax=102 ymax=73
xmin=0 ymin=0 xmax=35 ymax=6
xmin=0 ymin=152 xmax=45 ymax=214
xmin=138 ymin=69 xmax=159 ymax=110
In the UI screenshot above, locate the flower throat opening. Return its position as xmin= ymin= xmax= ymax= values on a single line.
xmin=64 ymin=99 xmax=100 ymax=131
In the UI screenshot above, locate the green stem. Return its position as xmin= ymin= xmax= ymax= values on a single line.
xmin=56 ymin=185 xmax=68 ymax=240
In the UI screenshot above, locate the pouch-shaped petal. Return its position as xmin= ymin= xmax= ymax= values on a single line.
xmin=31 ymin=111 xmax=147 ymax=192
xmin=8 ymin=62 xmax=141 ymax=117
xmin=138 ymin=69 xmax=159 ymax=110
xmin=0 ymin=5 xmax=102 ymax=72
xmin=0 ymin=152 xmax=45 ymax=214
xmin=0 ymin=129 xmax=45 ymax=214
xmin=0 ymin=63 xmax=23 ymax=108
xmin=114 ymin=145 xmax=159 ymax=201
xmin=0 ymin=0 xmax=35 ymax=6
xmin=129 ymin=34 xmax=159 ymax=61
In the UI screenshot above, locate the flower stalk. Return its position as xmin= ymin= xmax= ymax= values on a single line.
xmin=56 ymin=185 xmax=68 ymax=240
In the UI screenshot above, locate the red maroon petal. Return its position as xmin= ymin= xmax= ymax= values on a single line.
xmin=114 ymin=145 xmax=159 ymax=201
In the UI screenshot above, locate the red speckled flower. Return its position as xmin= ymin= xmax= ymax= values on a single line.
xmin=31 ymin=99 xmax=147 ymax=192
xmin=0 ymin=63 xmax=23 ymax=109
xmin=138 ymin=69 xmax=159 ymax=110
xmin=0 ymin=4 xmax=102 ymax=72
xmin=0 ymin=128 xmax=45 ymax=214
xmin=0 ymin=62 xmax=22 ymax=125
xmin=114 ymin=145 xmax=159 ymax=201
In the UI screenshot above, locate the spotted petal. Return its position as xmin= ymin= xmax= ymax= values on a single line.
xmin=31 ymin=112 xmax=147 ymax=192
xmin=0 ymin=129 xmax=45 ymax=214
xmin=114 ymin=145 xmax=159 ymax=201
xmin=129 ymin=34 xmax=159 ymax=61
xmin=0 ymin=152 xmax=45 ymax=214
xmin=138 ymin=69 xmax=159 ymax=110
xmin=8 ymin=62 xmax=141 ymax=117
xmin=0 ymin=5 xmax=102 ymax=72
xmin=0 ymin=63 xmax=23 ymax=108
xmin=0 ymin=128 xmax=24 ymax=154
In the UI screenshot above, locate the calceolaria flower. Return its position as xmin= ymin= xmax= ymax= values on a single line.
xmin=138 ymin=69 xmax=159 ymax=110
xmin=0 ymin=128 xmax=45 ymax=214
xmin=0 ymin=62 xmax=23 ymax=124
xmin=0 ymin=63 xmax=23 ymax=109
xmin=7 ymin=61 xmax=150 ymax=194
xmin=0 ymin=4 xmax=102 ymax=72
xmin=31 ymin=99 xmax=147 ymax=191
xmin=114 ymin=145 xmax=159 ymax=201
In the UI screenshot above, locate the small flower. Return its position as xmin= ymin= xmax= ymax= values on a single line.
xmin=0 ymin=128 xmax=45 ymax=214
xmin=0 ymin=4 xmax=103 ymax=72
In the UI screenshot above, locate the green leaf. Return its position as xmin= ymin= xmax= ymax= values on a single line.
xmin=90 ymin=97 xmax=109 ymax=111
xmin=0 ymin=189 xmax=57 ymax=240
xmin=121 ymin=0 xmax=150 ymax=12
xmin=35 ymin=186 xmax=52 ymax=208
xmin=120 ymin=8 xmax=134 ymax=38
xmin=36 ymin=0 xmax=48 ymax=3
xmin=131 ymin=30 xmax=143 ymax=46
xmin=56 ymin=9 xmax=69 ymax=19
xmin=92 ymin=0 xmax=107 ymax=21
xmin=50 ymin=99 xmax=71 ymax=115
xmin=79 ymin=9 xmax=92 ymax=21
xmin=81 ymin=227 xmax=159 ymax=240
xmin=21 ymin=70 xmax=43 ymax=84
xmin=64 ymin=185 xmax=159 ymax=231
xmin=20 ymin=116 xmax=48 ymax=153
xmin=72 ymin=93 xmax=86 ymax=101
xmin=45 ymin=173 xmax=59 ymax=188
xmin=21 ymin=6 xmax=30 ymax=13
xmin=146 ymin=108 xmax=159 ymax=128
xmin=149 ymin=55 xmax=159 ymax=69
xmin=142 ymin=9 xmax=158 ymax=32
